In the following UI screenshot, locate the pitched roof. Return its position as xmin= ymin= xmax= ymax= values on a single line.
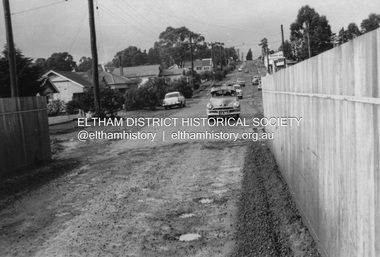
xmin=183 ymin=59 xmax=213 ymax=68
xmin=112 ymin=64 xmax=160 ymax=78
xmin=160 ymin=68 xmax=184 ymax=77
xmin=43 ymin=70 xmax=93 ymax=88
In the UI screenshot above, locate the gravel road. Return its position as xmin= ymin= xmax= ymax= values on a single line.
xmin=0 ymin=68 xmax=320 ymax=256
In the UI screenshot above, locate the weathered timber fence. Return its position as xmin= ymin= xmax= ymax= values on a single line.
xmin=262 ymin=28 xmax=379 ymax=257
xmin=0 ymin=96 xmax=51 ymax=176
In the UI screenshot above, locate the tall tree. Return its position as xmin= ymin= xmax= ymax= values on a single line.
xmin=360 ymin=13 xmax=380 ymax=33
xmin=45 ymin=52 xmax=76 ymax=71
xmin=157 ymin=26 xmax=205 ymax=68
xmin=290 ymin=5 xmax=333 ymax=61
xmin=346 ymin=23 xmax=361 ymax=40
xmin=112 ymin=46 xmax=148 ymax=67
xmin=77 ymin=56 xmax=93 ymax=72
xmin=246 ymin=48 xmax=253 ymax=60
xmin=0 ymin=46 xmax=45 ymax=97
xmin=278 ymin=40 xmax=294 ymax=60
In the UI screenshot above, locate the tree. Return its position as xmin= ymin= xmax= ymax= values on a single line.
xmin=246 ymin=48 xmax=253 ymax=60
xmin=35 ymin=58 xmax=47 ymax=72
xmin=290 ymin=5 xmax=333 ymax=61
xmin=77 ymin=56 xmax=93 ymax=72
xmin=157 ymin=26 xmax=205 ymax=68
xmin=0 ymin=46 xmax=46 ymax=97
xmin=360 ymin=13 xmax=380 ymax=33
xmin=45 ymin=52 xmax=76 ymax=71
xmin=346 ymin=23 xmax=361 ymax=40
xmin=113 ymin=46 xmax=148 ymax=67
xmin=82 ymin=82 xmax=124 ymax=117
xmin=278 ymin=40 xmax=294 ymax=60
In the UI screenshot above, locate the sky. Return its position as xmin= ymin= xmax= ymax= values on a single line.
xmin=0 ymin=0 xmax=378 ymax=64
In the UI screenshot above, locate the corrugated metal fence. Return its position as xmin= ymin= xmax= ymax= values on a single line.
xmin=0 ymin=96 xmax=51 ymax=176
xmin=262 ymin=28 xmax=379 ymax=257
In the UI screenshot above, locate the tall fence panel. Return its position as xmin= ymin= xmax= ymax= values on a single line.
xmin=262 ymin=28 xmax=379 ymax=257
xmin=0 ymin=96 xmax=51 ymax=176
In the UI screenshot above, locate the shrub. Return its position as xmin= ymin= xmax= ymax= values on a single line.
xmin=168 ymin=80 xmax=193 ymax=98
xmin=124 ymin=77 xmax=167 ymax=111
xmin=82 ymin=83 xmax=124 ymax=117
xmin=214 ymin=70 xmax=224 ymax=81
xmin=66 ymin=100 xmax=83 ymax=114
xmin=47 ymin=99 xmax=65 ymax=117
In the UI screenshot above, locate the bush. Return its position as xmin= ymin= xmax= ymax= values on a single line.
xmin=66 ymin=100 xmax=83 ymax=114
xmin=215 ymin=70 xmax=225 ymax=81
xmin=124 ymin=77 xmax=167 ymax=111
xmin=168 ymin=80 xmax=193 ymax=98
xmin=82 ymin=83 xmax=124 ymax=117
xmin=47 ymin=99 xmax=65 ymax=117
xmin=200 ymin=71 xmax=213 ymax=81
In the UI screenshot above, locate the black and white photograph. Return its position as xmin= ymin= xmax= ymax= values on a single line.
xmin=0 ymin=0 xmax=379 ymax=256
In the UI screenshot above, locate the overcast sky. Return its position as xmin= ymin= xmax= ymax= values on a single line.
xmin=0 ymin=0 xmax=378 ymax=64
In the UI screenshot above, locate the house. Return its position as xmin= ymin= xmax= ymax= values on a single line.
xmin=112 ymin=64 xmax=161 ymax=85
xmin=265 ymin=51 xmax=286 ymax=73
xmin=42 ymin=70 xmax=92 ymax=103
xmin=159 ymin=68 xmax=185 ymax=84
xmin=81 ymin=69 xmax=138 ymax=94
xmin=183 ymin=58 xmax=213 ymax=72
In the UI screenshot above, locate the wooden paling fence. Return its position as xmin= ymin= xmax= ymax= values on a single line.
xmin=0 ymin=96 xmax=51 ymax=176
xmin=262 ymin=28 xmax=379 ymax=257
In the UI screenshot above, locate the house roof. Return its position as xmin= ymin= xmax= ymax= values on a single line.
xmin=160 ymin=68 xmax=184 ymax=77
xmin=183 ymin=59 xmax=213 ymax=68
xmin=43 ymin=70 xmax=93 ymax=88
xmin=38 ymin=77 xmax=59 ymax=94
xmin=112 ymin=64 xmax=160 ymax=78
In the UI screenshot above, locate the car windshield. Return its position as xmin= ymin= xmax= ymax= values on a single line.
xmin=165 ymin=93 xmax=179 ymax=98
xmin=211 ymin=89 xmax=236 ymax=97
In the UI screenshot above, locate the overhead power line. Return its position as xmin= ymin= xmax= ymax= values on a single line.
xmin=11 ymin=0 xmax=68 ymax=15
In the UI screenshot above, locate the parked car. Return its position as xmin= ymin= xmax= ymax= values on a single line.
xmin=236 ymin=78 xmax=246 ymax=87
xmin=238 ymin=67 xmax=243 ymax=72
xmin=162 ymin=91 xmax=186 ymax=109
xmin=207 ymin=85 xmax=240 ymax=119
xmin=233 ymin=84 xmax=243 ymax=99
xmin=252 ymin=76 xmax=261 ymax=85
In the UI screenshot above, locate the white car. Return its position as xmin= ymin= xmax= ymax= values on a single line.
xmin=162 ymin=91 xmax=186 ymax=109
xmin=233 ymin=84 xmax=243 ymax=99
xmin=238 ymin=67 xmax=243 ymax=72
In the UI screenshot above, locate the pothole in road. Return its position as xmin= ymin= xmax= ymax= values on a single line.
xmin=178 ymin=233 xmax=201 ymax=242
xmin=212 ymin=189 xmax=229 ymax=194
xmin=199 ymin=198 xmax=214 ymax=204
xmin=179 ymin=213 xmax=196 ymax=219
xmin=211 ymin=182 xmax=225 ymax=187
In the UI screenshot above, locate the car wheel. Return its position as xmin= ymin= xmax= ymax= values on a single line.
xmin=235 ymin=114 xmax=240 ymax=120
xmin=183 ymin=101 xmax=186 ymax=107
xmin=165 ymin=106 xmax=168 ymax=110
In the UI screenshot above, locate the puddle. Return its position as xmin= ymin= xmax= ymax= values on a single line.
xmin=179 ymin=213 xmax=196 ymax=218
xmin=55 ymin=212 xmax=71 ymax=217
xmin=199 ymin=198 xmax=214 ymax=204
xmin=211 ymin=182 xmax=225 ymax=187
xmin=179 ymin=233 xmax=201 ymax=242
xmin=213 ymin=189 xmax=228 ymax=194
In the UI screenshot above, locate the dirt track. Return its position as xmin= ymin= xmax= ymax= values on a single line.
xmin=0 ymin=63 xmax=320 ymax=256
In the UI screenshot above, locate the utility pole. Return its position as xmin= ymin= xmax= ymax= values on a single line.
xmin=281 ymin=24 xmax=287 ymax=68
xmin=306 ymin=21 xmax=311 ymax=59
xmin=189 ymin=36 xmax=195 ymax=88
xmin=2 ymin=0 xmax=18 ymax=97
xmin=88 ymin=0 xmax=101 ymax=116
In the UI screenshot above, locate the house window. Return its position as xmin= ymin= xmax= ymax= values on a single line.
xmin=203 ymin=67 xmax=210 ymax=71
xmin=196 ymin=67 xmax=202 ymax=71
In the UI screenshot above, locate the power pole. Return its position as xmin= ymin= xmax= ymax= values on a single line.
xmin=281 ymin=24 xmax=287 ymax=68
xmin=88 ymin=0 xmax=101 ymax=116
xmin=189 ymin=36 xmax=195 ymax=88
xmin=306 ymin=21 xmax=311 ymax=58
xmin=2 ymin=0 xmax=18 ymax=97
